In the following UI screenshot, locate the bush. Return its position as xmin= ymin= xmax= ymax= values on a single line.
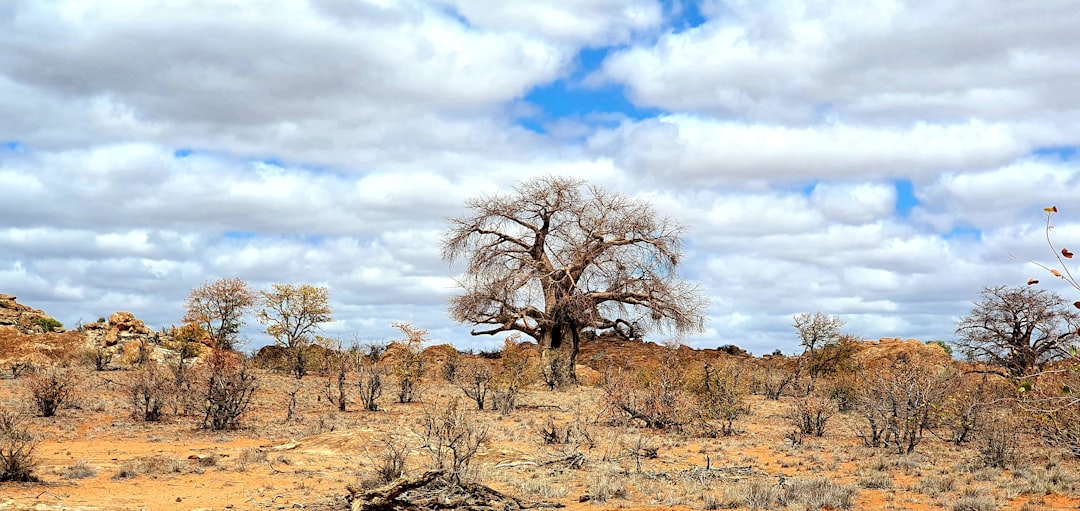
xmin=27 ymin=367 xmax=79 ymax=417
xmin=129 ymin=364 xmax=172 ymax=422
xmin=0 ymin=411 xmax=39 ymax=482
xmin=416 ymin=397 xmax=488 ymax=483
xmin=202 ymin=350 xmax=257 ymax=430
xmin=788 ymin=393 xmax=835 ymax=437
xmin=32 ymin=317 xmax=62 ymax=333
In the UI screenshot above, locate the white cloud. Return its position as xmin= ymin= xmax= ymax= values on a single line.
xmin=1 ymin=0 xmax=1078 ymax=355
xmin=589 ymin=116 xmax=1029 ymax=187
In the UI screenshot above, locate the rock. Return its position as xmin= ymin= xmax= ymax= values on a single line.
xmin=0 ymin=294 xmax=58 ymax=334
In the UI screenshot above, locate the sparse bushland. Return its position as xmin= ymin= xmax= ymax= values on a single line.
xmin=457 ymin=357 xmax=495 ymax=411
xmin=0 ymin=410 xmax=39 ymax=482
xmin=489 ymin=337 xmax=536 ymax=416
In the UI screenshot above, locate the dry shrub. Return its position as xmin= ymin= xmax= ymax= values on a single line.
xmin=0 ymin=410 xmax=39 ymax=482
xmin=490 ymin=337 xmax=536 ymax=416
xmin=457 ymin=358 xmax=494 ymax=411
xmin=389 ymin=322 xmax=426 ymax=404
xmin=753 ymin=355 xmax=797 ymax=400
xmin=129 ymin=363 xmax=173 ymax=422
xmin=787 ymin=391 xmax=835 ymax=437
xmin=975 ymin=409 xmax=1022 ymax=469
xmin=202 ymin=349 xmax=257 ymax=430
xmin=603 ymin=348 xmax=695 ymax=430
xmin=1025 ymin=364 xmax=1080 ymax=458
xmin=689 ymin=357 xmax=751 ymax=436
xmin=26 ymin=366 xmax=80 ymax=417
xmin=416 ymin=397 xmax=488 ymax=482
xmin=855 ymin=349 xmax=953 ymax=454
xmin=355 ymin=343 xmax=386 ymax=412
xmin=366 ymin=436 xmax=409 ymax=485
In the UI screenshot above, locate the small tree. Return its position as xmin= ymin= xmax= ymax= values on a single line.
xmin=389 ymin=322 xmax=427 ymax=403
xmin=793 ymin=312 xmax=844 ymax=357
xmin=183 ymin=277 xmax=256 ymax=351
xmin=356 ymin=342 xmax=387 ymax=412
xmin=954 ymin=285 xmax=1079 ymax=377
xmin=257 ymin=283 xmax=333 ymax=379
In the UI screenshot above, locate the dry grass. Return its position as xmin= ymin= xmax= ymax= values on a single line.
xmin=0 ymin=345 xmax=1079 ymax=511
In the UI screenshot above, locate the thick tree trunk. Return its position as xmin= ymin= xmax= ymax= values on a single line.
xmin=540 ymin=322 xmax=579 ymax=389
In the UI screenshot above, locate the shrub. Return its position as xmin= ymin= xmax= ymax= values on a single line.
xmin=202 ymin=350 xmax=257 ymax=430
xmin=457 ymin=358 xmax=494 ymax=411
xmin=787 ymin=392 xmax=835 ymax=437
xmin=490 ymin=337 xmax=536 ymax=416
xmin=690 ymin=358 xmax=750 ymax=436
xmin=416 ymin=397 xmax=488 ymax=483
xmin=32 ymin=317 xmax=62 ymax=333
xmin=26 ymin=366 xmax=79 ymax=417
xmin=129 ymin=364 xmax=171 ymax=422
xmin=0 ymin=411 xmax=39 ymax=482
xmin=62 ymin=460 xmax=97 ymax=479
xmin=355 ymin=343 xmax=386 ymax=412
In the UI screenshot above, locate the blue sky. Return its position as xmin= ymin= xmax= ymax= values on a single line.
xmin=2 ymin=0 xmax=1080 ymax=354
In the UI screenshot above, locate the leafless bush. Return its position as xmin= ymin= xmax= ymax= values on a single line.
xmin=128 ymin=363 xmax=171 ymax=422
xmin=367 ymin=436 xmax=409 ymax=485
xmin=0 ymin=410 xmax=39 ymax=482
xmin=975 ymin=413 xmax=1021 ymax=469
xmin=855 ymin=351 xmax=952 ymax=454
xmin=603 ymin=355 xmax=693 ymax=430
xmin=754 ymin=355 xmax=796 ymax=400
xmin=787 ymin=392 xmax=835 ymax=437
xmin=416 ymin=397 xmax=488 ymax=483
xmin=355 ymin=343 xmax=386 ymax=412
xmin=26 ymin=366 xmax=79 ymax=417
xmin=202 ymin=350 xmax=258 ymax=430
xmin=457 ymin=358 xmax=494 ymax=411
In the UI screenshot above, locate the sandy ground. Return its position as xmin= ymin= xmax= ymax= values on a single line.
xmin=2 ymin=366 xmax=1080 ymax=511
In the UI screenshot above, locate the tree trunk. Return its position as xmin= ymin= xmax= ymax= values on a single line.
xmin=540 ymin=322 xmax=579 ymax=389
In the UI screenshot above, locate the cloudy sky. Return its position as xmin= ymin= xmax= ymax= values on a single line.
xmin=2 ymin=0 xmax=1080 ymax=355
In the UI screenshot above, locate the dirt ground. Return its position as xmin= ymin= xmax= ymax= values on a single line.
xmin=2 ymin=365 xmax=1080 ymax=511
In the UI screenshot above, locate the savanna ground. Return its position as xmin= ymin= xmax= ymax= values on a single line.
xmin=2 ymin=337 xmax=1080 ymax=511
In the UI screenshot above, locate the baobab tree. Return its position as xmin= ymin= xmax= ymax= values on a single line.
xmin=442 ymin=176 xmax=707 ymax=387
xmin=954 ymin=285 xmax=1079 ymax=377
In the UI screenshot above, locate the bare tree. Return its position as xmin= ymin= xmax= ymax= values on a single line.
xmin=954 ymin=285 xmax=1079 ymax=377
xmin=442 ymin=176 xmax=707 ymax=387
xmin=257 ymin=283 xmax=333 ymax=379
xmin=792 ymin=312 xmax=844 ymax=356
xmin=183 ymin=277 xmax=256 ymax=351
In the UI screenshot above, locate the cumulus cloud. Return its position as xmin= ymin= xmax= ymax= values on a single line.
xmin=1 ymin=0 xmax=1077 ymax=354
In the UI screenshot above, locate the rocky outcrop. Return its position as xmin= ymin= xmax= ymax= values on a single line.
xmin=0 ymin=294 xmax=60 ymax=334
xmin=82 ymin=311 xmax=157 ymax=347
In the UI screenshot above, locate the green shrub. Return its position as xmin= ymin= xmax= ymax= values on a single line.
xmin=32 ymin=317 xmax=62 ymax=332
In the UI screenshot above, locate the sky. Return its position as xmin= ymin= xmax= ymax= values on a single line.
xmin=2 ymin=0 xmax=1080 ymax=355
